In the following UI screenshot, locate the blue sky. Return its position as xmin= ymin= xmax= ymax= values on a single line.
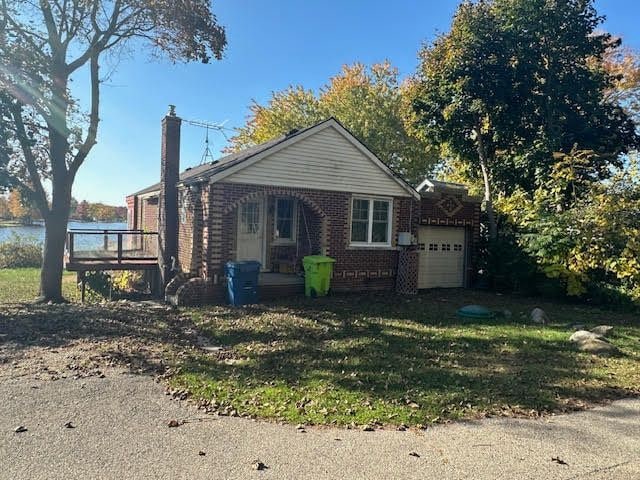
xmin=71 ymin=0 xmax=640 ymax=205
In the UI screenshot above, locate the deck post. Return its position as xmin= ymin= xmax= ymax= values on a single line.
xmin=68 ymin=233 xmax=74 ymax=262
xmin=117 ymin=233 xmax=123 ymax=264
xmin=79 ymin=271 xmax=86 ymax=303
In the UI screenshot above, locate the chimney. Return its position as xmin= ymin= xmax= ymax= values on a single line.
xmin=158 ymin=105 xmax=181 ymax=287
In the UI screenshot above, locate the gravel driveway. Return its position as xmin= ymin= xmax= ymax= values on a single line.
xmin=1 ymin=373 xmax=639 ymax=480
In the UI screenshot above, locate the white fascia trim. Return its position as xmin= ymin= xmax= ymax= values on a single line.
xmin=416 ymin=178 xmax=435 ymax=192
xmin=137 ymin=190 xmax=159 ymax=199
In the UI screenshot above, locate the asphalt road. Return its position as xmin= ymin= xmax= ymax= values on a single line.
xmin=1 ymin=374 xmax=639 ymax=480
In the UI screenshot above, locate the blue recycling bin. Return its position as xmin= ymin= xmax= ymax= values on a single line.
xmin=225 ymin=261 xmax=261 ymax=306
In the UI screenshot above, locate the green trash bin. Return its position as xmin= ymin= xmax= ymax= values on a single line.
xmin=302 ymin=255 xmax=336 ymax=297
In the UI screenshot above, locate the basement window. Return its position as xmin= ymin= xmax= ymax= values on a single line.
xmin=350 ymin=197 xmax=392 ymax=247
xmin=274 ymin=197 xmax=297 ymax=244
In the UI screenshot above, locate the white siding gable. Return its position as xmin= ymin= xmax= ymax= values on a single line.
xmin=221 ymin=125 xmax=412 ymax=197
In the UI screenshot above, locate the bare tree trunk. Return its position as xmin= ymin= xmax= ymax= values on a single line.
xmin=38 ymin=175 xmax=72 ymax=303
xmin=475 ymin=126 xmax=498 ymax=241
xmin=479 ymin=158 xmax=497 ymax=241
xmin=35 ymin=55 xmax=73 ymax=303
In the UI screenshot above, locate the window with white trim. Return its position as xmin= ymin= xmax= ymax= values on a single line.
xmin=274 ymin=197 xmax=297 ymax=243
xmin=350 ymin=197 xmax=392 ymax=246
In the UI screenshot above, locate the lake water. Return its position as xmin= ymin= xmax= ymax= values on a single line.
xmin=0 ymin=221 xmax=127 ymax=247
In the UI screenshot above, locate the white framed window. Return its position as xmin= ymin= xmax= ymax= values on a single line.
xmin=240 ymin=201 xmax=261 ymax=234
xmin=274 ymin=197 xmax=297 ymax=244
xmin=349 ymin=196 xmax=393 ymax=247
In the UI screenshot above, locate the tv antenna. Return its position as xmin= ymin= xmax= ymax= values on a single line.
xmin=182 ymin=118 xmax=230 ymax=165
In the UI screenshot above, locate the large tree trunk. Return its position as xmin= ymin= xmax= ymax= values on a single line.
xmin=475 ymin=127 xmax=498 ymax=241
xmin=479 ymin=158 xmax=497 ymax=241
xmin=38 ymin=177 xmax=72 ymax=303
xmin=36 ymin=56 xmax=73 ymax=303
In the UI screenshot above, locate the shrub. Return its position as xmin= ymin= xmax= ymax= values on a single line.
xmin=111 ymin=270 xmax=145 ymax=292
xmin=481 ymin=233 xmax=539 ymax=295
xmin=0 ymin=234 xmax=43 ymax=268
xmin=494 ymin=158 xmax=640 ymax=308
xmin=84 ymin=271 xmax=112 ymax=300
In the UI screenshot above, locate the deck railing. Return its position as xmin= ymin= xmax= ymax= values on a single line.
xmin=66 ymin=229 xmax=158 ymax=263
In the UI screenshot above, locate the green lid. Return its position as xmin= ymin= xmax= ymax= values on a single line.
xmin=302 ymin=255 xmax=336 ymax=264
xmin=456 ymin=305 xmax=495 ymax=319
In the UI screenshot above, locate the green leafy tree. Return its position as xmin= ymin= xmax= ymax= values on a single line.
xmin=411 ymin=0 xmax=639 ymax=240
xmin=229 ymin=62 xmax=439 ymax=185
xmin=499 ymin=157 xmax=640 ymax=301
xmin=0 ymin=0 xmax=226 ymax=302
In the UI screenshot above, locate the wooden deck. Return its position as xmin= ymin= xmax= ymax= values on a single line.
xmin=65 ymin=229 xmax=159 ymax=272
xmin=65 ymin=229 xmax=161 ymax=301
xmin=65 ymin=258 xmax=159 ymax=272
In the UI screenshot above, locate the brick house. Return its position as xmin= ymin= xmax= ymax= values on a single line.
xmin=126 ymin=108 xmax=481 ymax=305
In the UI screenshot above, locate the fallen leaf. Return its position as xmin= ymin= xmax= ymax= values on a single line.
xmin=409 ymin=452 xmax=421 ymax=458
xmin=252 ymin=460 xmax=268 ymax=471
xmin=64 ymin=422 xmax=75 ymax=429
xmin=14 ymin=426 xmax=27 ymax=433
xmin=198 ymin=451 xmax=206 ymax=456
xmin=552 ymin=456 xmax=569 ymax=466
xmin=167 ymin=419 xmax=181 ymax=428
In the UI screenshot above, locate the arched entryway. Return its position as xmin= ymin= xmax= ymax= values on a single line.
xmin=223 ymin=190 xmax=328 ymax=275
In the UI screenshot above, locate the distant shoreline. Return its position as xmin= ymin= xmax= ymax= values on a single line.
xmin=0 ymin=220 xmax=37 ymax=227
xmin=0 ymin=220 xmax=128 ymax=245
xmin=0 ymin=219 xmax=125 ymax=227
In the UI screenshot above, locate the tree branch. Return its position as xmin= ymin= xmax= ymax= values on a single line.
xmin=66 ymin=0 xmax=124 ymax=73
xmin=69 ymin=52 xmax=99 ymax=178
xmin=39 ymin=0 xmax=62 ymax=53
xmin=9 ymin=102 xmax=51 ymax=216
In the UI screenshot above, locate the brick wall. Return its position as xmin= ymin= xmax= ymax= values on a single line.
xmin=125 ymin=195 xmax=137 ymax=230
xmin=138 ymin=196 xmax=159 ymax=255
xmin=136 ymin=181 xmax=481 ymax=303
xmin=140 ymin=196 xmax=159 ymax=232
xmin=202 ymin=182 xmax=417 ymax=292
xmin=177 ymin=185 xmax=208 ymax=276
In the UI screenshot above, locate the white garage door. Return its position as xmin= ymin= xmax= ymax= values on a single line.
xmin=417 ymin=226 xmax=466 ymax=289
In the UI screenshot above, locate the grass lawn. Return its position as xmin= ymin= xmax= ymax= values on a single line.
xmin=171 ymin=290 xmax=640 ymax=428
xmin=0 ymin=268 xmax=79 ymax=303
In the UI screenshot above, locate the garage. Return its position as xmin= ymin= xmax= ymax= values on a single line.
xmin=417 ymin=226 xmax=466 ymax=289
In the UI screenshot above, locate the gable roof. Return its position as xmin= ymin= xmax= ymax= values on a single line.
xmin=130 ymin=118 xmax=419 ymax=199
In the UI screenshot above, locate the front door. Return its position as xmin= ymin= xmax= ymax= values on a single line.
xmin=237 ymin=199 xmax=265 ymax=265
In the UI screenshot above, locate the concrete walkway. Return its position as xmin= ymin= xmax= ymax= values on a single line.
xmin=1 ymin=374 xmax=639 ymax=480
